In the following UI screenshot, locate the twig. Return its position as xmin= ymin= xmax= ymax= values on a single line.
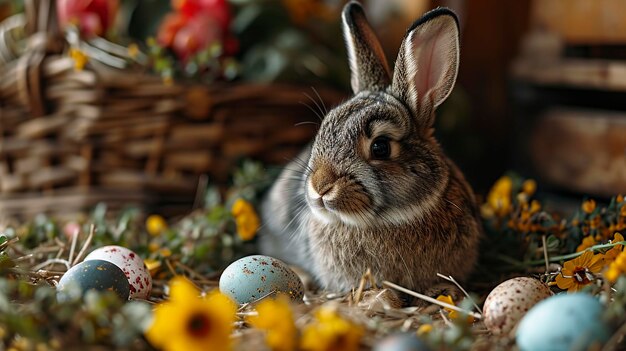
xmin=67 ymin=226 xmax=79 ymax=264
xmin=72 ymin=224 xmax=95 ymax=266
xmin=382 ymin=280 xmax=482 ymax=320
xmin=436 ymin=273 xmax=482 ymax=314
xmin=542 ymin=235 xmax=549 ymax=273
xmin=164 ymin=259 xmax=178 ymax=276
xmin=32 ymin=259 xmax=71 ymax=271
xmin=602 ymin=321 xmax=626 ymax=351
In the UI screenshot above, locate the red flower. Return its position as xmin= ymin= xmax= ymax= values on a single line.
xmin=158 ymin=0 xmax=237 ymax=61
xmin=57 ymin=0 xmax=119 ymax=37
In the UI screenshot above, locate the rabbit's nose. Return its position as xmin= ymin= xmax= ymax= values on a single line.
xmin=310 ymin=163 xmax=338 ymax=197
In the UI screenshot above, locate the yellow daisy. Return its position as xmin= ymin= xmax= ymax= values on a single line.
xmin=603 ymin=233 xmax=624 ymax=263
xmin=247 ymin=295 xmax=297 ymax=351
xmin=145 ymin=276 xmax=237 ymax=351
xmin=582 ymin=199 xmax=596 ymax=214
xmin=555 ymin=251 xmax=604 ymax=292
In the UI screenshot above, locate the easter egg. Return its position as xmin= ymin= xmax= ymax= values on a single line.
xmin=373 ymin=333 xmax=431 ymax=351
xmin=516 ymin=293 xmax=610 ymax=351
xmin=85 ymin=245 xmax=152 ymax=299
xmin=483 ymin=277 xmax=552 ymax=335
xmin=219 ymin=255 xmax=304 ymax=304
xmin=57 ymin=260 xmax=130 ymax=301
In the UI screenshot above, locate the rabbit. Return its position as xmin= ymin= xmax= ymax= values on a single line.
xmin=259 ymin=1 xmax=482 ymax=296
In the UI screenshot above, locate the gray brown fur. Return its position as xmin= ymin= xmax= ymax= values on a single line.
xmin=259 ymin=2 xmax=481 ymax=293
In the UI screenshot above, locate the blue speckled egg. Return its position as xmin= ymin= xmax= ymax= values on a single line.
xmin=516 ymin=293 xmax=610 ymax=351
xmin=373 ymin=333 xmax=431 ymax=351
xmin=219 ymin=255 xmax=304 ymax=304
xmin=57 ymin=260 xmax=130 ymax=302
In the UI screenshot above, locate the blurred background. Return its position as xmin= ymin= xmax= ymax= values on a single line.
xmin=0 ymin=0 xmax=624 ymax=218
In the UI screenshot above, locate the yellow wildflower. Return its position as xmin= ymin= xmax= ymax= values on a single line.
xmin=416 ymin=324 xmax=432 ymax=336
xmin=576 ymin=236 xmax=596 ymax=252
xmin=555 ymin=251 xmax=604 ymax=292
xmin=69 ymin=48 xmax=89 ymax=71
xmin=617 ymin=194 xmax=624 ymax=203
xmin=247 ymin=295 xmax=297 ymax=351
xmin=146 ymin=215 xmax=167 ymax=236
xmin=483 ymin=176 xmax=513 ymax=218
xmin=582 ymin=199 xmax=596 ymax=214
xmin=603 ymin=233 xmax=624 ymax=264
xmin=521 ymin=179 xmax=537 ymax=196
xmin=127 ymin=43 xmax=140 ymax=59
xmin=145 ymin=276 xmax=236 ymax=351
xmin=159 ymin=248 xmax=172 ymax=258
xmin=301 ymin=306 xmax=363 ymax=351
xmin=144 ymin=259 xmax=162 ymax=277
xmin=232 ymin=199 xmax=260 ymax=241
xmin=436 ymin=295 xmax=474 ymax=323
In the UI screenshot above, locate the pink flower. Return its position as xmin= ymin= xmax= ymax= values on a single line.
xmin=57 ymin=0 xmax=119 ymax=37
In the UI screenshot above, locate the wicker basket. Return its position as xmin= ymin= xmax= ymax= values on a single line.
xmin=0 ymin=1 xmax=345 ymax=218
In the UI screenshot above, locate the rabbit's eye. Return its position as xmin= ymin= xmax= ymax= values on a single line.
xmin=370 ymin=137 xmax=391 ymax=160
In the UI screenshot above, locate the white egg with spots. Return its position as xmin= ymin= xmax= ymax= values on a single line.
xmin=219 ymin=255 xmax=304 ymax=305
xmin=84 ymin=245 xmax=152 ymax=299
xmin=483 ymin=277 xmax=552 ymax=335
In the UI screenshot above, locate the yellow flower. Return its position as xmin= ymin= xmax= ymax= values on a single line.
xmin=127 ymin=43 xmax=140 ymax=59
xmin=146 ymin=215 xmax=167 ymax=236
xmin=159 ymin=248 xmax=172 ymax=258
xmin=521 ymin=179 xmax=537 ymax=196
xmin=247 ymin=295 xmax=297 ymax=351
xmin=144 ymin=259 xmax=162 ymax=276
xmin=416 ymin=324 xmax=432 ymax=336
xmin=582 ymin=199 xmax=596 ymax=214
xmin=617 ymin=194 xmax=624 ymax=203
xmin=576 ymin=236 xmax=596 ymax=252
xmin=69 ymin=48 xmax=89 ymax=71
xmin=231 ymin=199 xmax=260 ymax=241
xmin=435 ymin=295 xmax=474 ymax=323
xmin=603 ymin=233 xmax=624 ymax=264
xmin=145 ymin=276 xmax=237 ymax=351
xmin=555 ymin=251 xmax=604 ymax=292
xmin=301 ymin=306 xmax=363 ymax=351
xmin=485 ymin=176 xmax=513 ymax=218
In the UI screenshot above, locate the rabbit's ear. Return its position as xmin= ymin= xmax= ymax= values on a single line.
xmin=391 ymin=8 xmax=459 ymax=127
xmin=342 ymin=1 xmax=391 ymax=94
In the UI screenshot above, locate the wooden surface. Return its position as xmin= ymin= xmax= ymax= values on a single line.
xmin=530 ymin=108 xmax=626 ymax=197
xmin=531 ymin=0 xmax=626 ymax=44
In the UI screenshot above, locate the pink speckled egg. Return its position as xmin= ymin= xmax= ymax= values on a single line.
xmin=482 ymin=277 xmax=552 ymax=335
xmin=84 ymin=246 xmax=152 ymax=299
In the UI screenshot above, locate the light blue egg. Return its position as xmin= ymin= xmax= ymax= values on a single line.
xmin=373 ymin=333 xmax=431 ymax=351
xmin=219 ymin=255 xmax=304 ymax=304
xmin=516 ymin=293 xmax=609 ymax=351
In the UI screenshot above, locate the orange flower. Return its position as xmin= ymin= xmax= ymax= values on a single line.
xmin=576 ymin=236 xmax=596 ymax=253
xmin=604 ymin=233 xmax=625 ymax=264
xmin=555 ymin=251 xmax=604 ymax=292
xmin=582 ymin=199 xmax=597 ymax=214
xmin=521 ymin=179 xmax=537 ymax=196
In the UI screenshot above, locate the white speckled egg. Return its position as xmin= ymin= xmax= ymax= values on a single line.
xmin=483 ymin=277 xmax=552 ymax=335
xmin=219 ymin=255 xmax=304 ymax=305
xmin=84 ymin=245 xmax=152 ymax=299
xmin=516 ymin=293 xmax=609 ymax=351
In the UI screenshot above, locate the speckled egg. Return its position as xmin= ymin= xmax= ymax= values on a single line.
xmin=219 ymin=255 xmax=304 ymax=304
xmin=373 ymin=333 xmax=431 ymax=351
xmin=482 ymin=277 xmax=552 ymax=335
xmin=85 ymin=245 xmax=152 ymax=299
xmin=516 ymin=293 xmax=610 ymax=351
xmin=57 ymin=260 xmax=130 ymax=301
